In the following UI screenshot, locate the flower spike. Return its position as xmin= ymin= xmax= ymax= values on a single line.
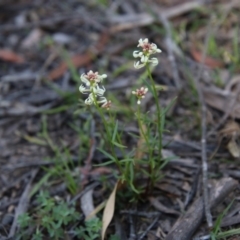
xmin=79 ymin=70 xmax=110 ymax=109
xmin=132 ymin=87 xmax=148 ymax=104
xmin=133 ymin=38 xmax=161 ymax=69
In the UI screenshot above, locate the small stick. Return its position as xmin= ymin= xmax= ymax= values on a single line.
xmin=184 ymin=167 xmax=200 ymax=208
xmin=165 ymin=178 xmax=238 ymax=240
xmin=192 ymin=20 xmax=213 ymax=229
xmin=159 ymin=13 xmax=181 ymax=90
xmin=138 ymin=214 xmax=161 ymax=240
xmin=8 ymin=169 xmax=38 ymax=238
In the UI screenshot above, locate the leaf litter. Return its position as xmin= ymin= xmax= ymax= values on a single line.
xmin=1 ymin=0 xmax=240 ymax=239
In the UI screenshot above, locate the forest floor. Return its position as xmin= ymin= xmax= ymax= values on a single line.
xmin=1 ymin=0 xmax=240 ymax=239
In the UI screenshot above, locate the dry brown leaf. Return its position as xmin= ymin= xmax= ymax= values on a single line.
xmin=0 ymin=49 xmax=25 ymax=63
xmin=86 ymin=201 xmax=106 ymax=221
xmin=21 ymin=28 xmax=43 ymax=49
xmin=101 ymin=180 xmax=119 ymax=240
xmin=203 ymin=88 xmax=240 ymax=119
xmin=48 ymin=53 xmax=92 ymax=80
xmin=219 ymin=121 xmax=240 ymax=138
xmin=47 ymin=31 xmax=109 ymax=80
xmin=191 ymin=48 xmax=224 ymax=68
xmin=227 ymin=139 xmax=240 ymax=158
xmin=91 ymin=167 xmax=112 ymax=176
xmin=219 ymin=121 xmax=240 ymax=158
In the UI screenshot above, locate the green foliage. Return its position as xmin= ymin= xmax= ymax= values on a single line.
xmin=210 ymin=199 xmax=236 ymax=240
xmin=32 ymin=229 xmax=43 ymax=240
xmin=76 ymin=39 xmax=175 ymax=198
xmin=18 ymin=191 xmax=80 ymax=240
xmin=30 ymin=116 xmax=78 ymax=196
xmin=18 ymin=213 xmax=32 ymax=229
xmin=74 ymin=217 xmax=102 ymax=240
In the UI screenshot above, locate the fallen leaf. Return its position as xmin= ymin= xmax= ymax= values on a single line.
xmin=81 ymin=189 xmax=95 ymax=219
xmin=101 ymin=180 xmax=119 ymax=240
xmin=86 ymin=201 xmax=106 ymax=221
xmin=48 ymin=53 xmax=92 ymax=80
xmin=91 ymin=167 xmax=112 ymax=175
xmin=0 ymin=49 xmax=25 ymax=63
xmin=227 ymin=139 xmax=240 ymax=158
xmin=203 ymin=88 xmax=240 ymax=119
xmin=21 ymin=28 xmax=43 ymax=49
xmin=191 ymin=48 xmax=224 ymax=68
xmin=48 ymin=31 xmax=110 ymax=80
xmin=219 ymin=121 xmax=240 ymax=138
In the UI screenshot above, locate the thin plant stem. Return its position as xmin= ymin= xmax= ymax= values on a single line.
xmin=146 ymin=65 xmax=163 ymax=161
xmin=90 ymin=90 xmax=124 ymax=175
xmin=136 ymin=105 xmax=155 ymax=194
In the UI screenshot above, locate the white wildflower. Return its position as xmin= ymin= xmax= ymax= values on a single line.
xmin=92 ymin=85 xmax=105 ymax=96
xmin=132 ymin=87 xmax=148 ymax=104
xmin=81 ymin=70 xmax=107 ymax=87
xmin=79 ymin=70 xmax=110 ymax=109
xmin=101 ymin=100 xmax=111 ymax=110
xmin=133 ymin=38 xmax=161 ymax=69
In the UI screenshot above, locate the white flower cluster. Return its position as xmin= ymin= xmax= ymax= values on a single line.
xmin=132 ymin=87 xmax=148 ymax=104
xmin=79 ymin=70 xmax=111 ymax=109
xmin=133 ymin=38 xmax=161 ymax=69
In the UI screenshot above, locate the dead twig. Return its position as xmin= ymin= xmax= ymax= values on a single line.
xmin=109 ymin=0 xmax=207 ymax=33
xmin=184 ymin=167 xmax=200 ymax=209
xmin=158 ymin=12 xmax=181 ymax=90
xmin=220 ymin=214 xmax=240 ymax=228
xmin=0 ymin=101 xmax=57 ymax=117
xmin=165 ymin=178 xmax=238 ymax=240
xmin=128 ymin=213 xmax=136 ymax=240
xmin=0 ymin=14 xmax=84 ymax=32
xmin=8 ymin=169 xmax=38 ymax=238
xmin=138 ymin=214 xmax=161 ymax=240
xmin=192 ymin=21 xmax=213 ymax=229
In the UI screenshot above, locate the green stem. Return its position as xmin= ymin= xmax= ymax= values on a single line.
xmin=146 ymin=65 xmax=162 ymax=161
xmin=136 ymin=105 xmax=155 ymax=193
xmin=91 ymin=89 xmax=124 ymax=175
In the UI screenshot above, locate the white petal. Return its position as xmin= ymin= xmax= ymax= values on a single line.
xmin=134 ymin=61 xmax=140 ymax=68
xmin=149 ymin=58 xmax=158 ymax=66
xmin=137 ymin=38 xmax=143 ymax=47
xmin=133 ymin=51 xmax=142 ymax=58
xmin=134 ymin=61 xmax=145 ymax=69
xmin=141 ymin=55 xmax=149 ymax=63
xmin=81 ymin=74 xmax=90 ymax=86
xmin=140 ymin=55 xmax=145 ymax=62
xmin=79 ymin=85 xmax=87 ymax=93
xmin=97 ymin=97 xmax=107 ymax=104
xmin=137 ymin=100 xmax=141 ymax=104
xmin=93 ymin=85 xmax=105 ymax=96
xmin=101 ymin=74 xmax=107 ymax=78
xmin=143 ymin=38 xmax=148 ymax=43
xmin=85 ymin=96 xmax=94 ymax=105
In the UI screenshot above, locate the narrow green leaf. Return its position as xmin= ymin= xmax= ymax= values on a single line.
xmin=111 ymin=120 xmax=119 ymax=142
xmin=111 ymin=141 xmax=126 ymax=148
xmin=97 ymin=148 xmax=117 ymax=162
